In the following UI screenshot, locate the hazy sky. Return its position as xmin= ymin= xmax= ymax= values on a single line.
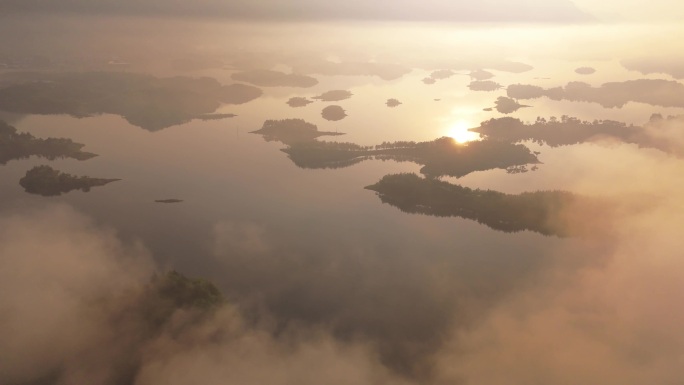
xmin=573 ymin=0 xmax=684 ymax=21
xmin=1 ymin=0 xmax=593 ymax=22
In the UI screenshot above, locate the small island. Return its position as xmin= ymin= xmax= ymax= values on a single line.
xmin=321 ymin=105 xmax=347 ymax=121
xmin=286 ymin=97 xmax=313 ymax=107
xmin=422 ymin=69 xmax=456 ymax=84
xmin=365 ymin=173 xmax=611 ymax=237
xmin=470 ymin=69 xmax=495 ymax=81
xmin=575 ymin=66 xmax=596 ymax=75
xmin=468 ymin=80 xmax=503 ymax=92
xmin=492 ymin=96 xmax=530 ymax=114
xmin=386 ymin=98 xmax=402 ymax=107
xmin=0 ymin=120 xmax=97 ymax=165
xmin=250 ymin=119 xmax=344 ymax=144
xmin=312 ymin=90 xmax=353 ymax=102
xmin=19 ymin=165 xmax=120 ymax=196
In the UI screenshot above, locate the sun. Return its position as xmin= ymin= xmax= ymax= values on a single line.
xmin=446 ymin=120 xmax=480 ymax=144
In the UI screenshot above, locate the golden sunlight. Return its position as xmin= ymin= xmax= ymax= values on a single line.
xmin=446 ymin=120 xmax=480 ymax=144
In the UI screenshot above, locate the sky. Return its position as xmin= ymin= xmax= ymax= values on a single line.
xmin=0 ymin=0 xmax=592 ymax=22
xmin=3 ymin=0 xmax=684 ymax=22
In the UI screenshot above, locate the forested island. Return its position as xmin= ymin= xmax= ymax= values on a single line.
xmin=286 ymin=97 xmax=313 ymax=107
xmin=19 ymin=165 xmax=120 ymax=196
xmin=491 ymin=96 xmax=529 ymax=114
xmin=282 ymin=136 xmax=539 ymax=178
xmin=0 ymin=72 xmax=262 ymax=131
xmin=472 ymin=115 xmax=683 ymax=155
xmin=386 ymin=98 xmax=402 ymax=107
xmin=507 ymin=79 xmax=684 ymax=108
xmin=468 ymin=80 xmax=502 ymax=91
xmin=250 ymin=119 xmax=344 ymax=144
xmin=365 ymin=173 xmax=610 ymax=237
xmin=321 ymin=105 xmax=347 ymax=121
xmin=0 ymin=120 xmax=97 ymax=164
xmin=313 ymin=90 xmax=353 ymax=101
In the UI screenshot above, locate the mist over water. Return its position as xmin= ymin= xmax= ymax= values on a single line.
xmin=2 ymin=6 xmax=684 ymax=384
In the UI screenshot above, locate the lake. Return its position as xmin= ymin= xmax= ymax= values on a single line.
xmin=2 ymin=15 xmax=684 ymax=385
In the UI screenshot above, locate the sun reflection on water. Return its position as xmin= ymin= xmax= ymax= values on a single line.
xmin=446 ymin=120 xmax=481 ymax=144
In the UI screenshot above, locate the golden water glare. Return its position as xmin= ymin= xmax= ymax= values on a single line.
xmin=446 ymin=120 xmax=480 ymax=144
